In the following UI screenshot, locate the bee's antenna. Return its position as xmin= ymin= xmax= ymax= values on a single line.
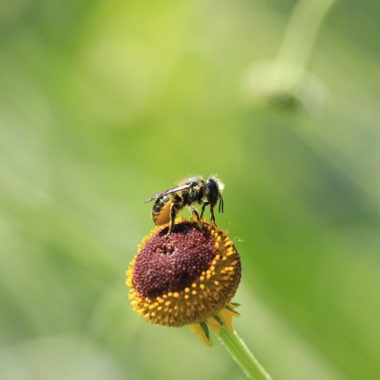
xmin=219 ymin=194 xmax=224 ymax=213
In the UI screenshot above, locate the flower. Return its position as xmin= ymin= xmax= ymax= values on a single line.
xmin=126 ymin=217 xmax=241 ymax=345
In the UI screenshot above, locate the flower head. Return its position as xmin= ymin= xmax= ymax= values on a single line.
xmin=126 ymin=217 xmax=241 ymax=345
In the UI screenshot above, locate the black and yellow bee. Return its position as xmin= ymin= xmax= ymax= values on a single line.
xmin=145 ymin=176 xmax=225 ymax=233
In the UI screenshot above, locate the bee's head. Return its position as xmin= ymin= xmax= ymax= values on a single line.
xmin=205 ymin=176 xmax=225 ymax=212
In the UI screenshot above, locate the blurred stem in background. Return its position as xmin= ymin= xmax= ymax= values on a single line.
xmin=277 ymin=0 xmax=336 ymax=78
xmin=245 ymin=0 xmax=336 ymax=109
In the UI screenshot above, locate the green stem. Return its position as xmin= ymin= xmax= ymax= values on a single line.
xmin=277 ymin=0 xmax=336 ymax=74
xmin=216 ymin=328 xmax=273 ymax=380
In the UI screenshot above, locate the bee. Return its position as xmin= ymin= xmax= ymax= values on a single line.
xmin=145 ymin=176 xmax=225 ymax=233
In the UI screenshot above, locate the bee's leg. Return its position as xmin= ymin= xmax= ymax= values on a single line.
xmin=168 ymin=202 xmax=179 ymax=234
xmin=188 ymin=205 xmax=200 ymax=222
xmin=200 ymin=202 xmax=209 ymax=219
xmin=210 ymin=205 xmax=217 ymax=226
xmin=188 ymin=205 xmax=203 ymax=230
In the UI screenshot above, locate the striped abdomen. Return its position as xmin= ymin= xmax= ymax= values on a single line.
xmin=152 ymin=195 xmax=179 ymax=225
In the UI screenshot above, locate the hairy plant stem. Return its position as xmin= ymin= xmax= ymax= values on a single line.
xmin=216 ymin=328 xmax=273 ymax=380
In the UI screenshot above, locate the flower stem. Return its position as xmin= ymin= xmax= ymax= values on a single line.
xmin=277 ymin=0 xmax=336 ymax=72
xmin=216 ymin=328 xmax=273 ymax=380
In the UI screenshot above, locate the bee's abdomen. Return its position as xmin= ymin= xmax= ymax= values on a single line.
xmin=152 ymin=196 xmax=175 ymax=225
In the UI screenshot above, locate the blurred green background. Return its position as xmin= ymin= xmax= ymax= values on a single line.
xmin=1 ymin=0 xmax=380 ymax=379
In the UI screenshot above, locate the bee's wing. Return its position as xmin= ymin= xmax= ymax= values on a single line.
xmin=144 ymin=183 xmax=192 ymax=203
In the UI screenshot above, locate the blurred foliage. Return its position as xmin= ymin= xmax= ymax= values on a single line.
xmin=1 ymin=1 xmax=380 ymax=379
